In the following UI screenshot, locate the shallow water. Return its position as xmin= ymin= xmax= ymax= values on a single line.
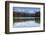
xmin=13 ymin=20 xmax=40 ymax=28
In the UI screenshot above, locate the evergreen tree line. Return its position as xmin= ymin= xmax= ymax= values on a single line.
xmin=13 ymin=11 xmax=40 ymax=17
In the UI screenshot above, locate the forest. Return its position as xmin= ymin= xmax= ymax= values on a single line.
xmin=13 ymin=11 xmax=40 ymax=17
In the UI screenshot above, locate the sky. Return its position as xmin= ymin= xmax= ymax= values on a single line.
xmin=13 ymin=7 xmax=40 ymax=14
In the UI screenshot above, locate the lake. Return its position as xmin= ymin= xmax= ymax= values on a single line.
xmin=13 ymin=17 xmax=40 ymax=28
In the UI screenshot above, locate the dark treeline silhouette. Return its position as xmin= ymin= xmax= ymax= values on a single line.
xmin=13 ymin=11 xmax=40 ymax=17
xmin=35 ymin=11 xmax=40 ymax=17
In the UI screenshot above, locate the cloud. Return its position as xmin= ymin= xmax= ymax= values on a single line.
xmin=13 ymin=7 xmax=40 ymax=13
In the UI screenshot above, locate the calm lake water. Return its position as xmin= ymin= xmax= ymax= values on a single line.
xmin=13 ymin=17 xmax=40 ymax=28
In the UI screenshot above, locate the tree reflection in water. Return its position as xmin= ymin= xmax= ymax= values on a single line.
xmin=35 ymin=17 xmax=40 ymax=23
xmin=13 ymin=17 xmax=40 ymax=24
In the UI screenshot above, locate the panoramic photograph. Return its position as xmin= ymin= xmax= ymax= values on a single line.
xmin=13 ymin=7 xmax=40 ymax=28
xmin=5 ymin=1 xmax=45 ymax=33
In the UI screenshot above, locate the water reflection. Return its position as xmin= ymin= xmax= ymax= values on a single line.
xmin=13 ymin=17 xmax=40 ymax=28
xmin=35 ymin=17 xmax=40 ymax=23
xmin=13 ymin=17 xmax=40 ymax=24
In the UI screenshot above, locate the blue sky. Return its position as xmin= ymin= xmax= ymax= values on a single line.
xmin=13 ymin=7 xmax=40 ymax=14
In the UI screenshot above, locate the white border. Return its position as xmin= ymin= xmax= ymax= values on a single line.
xmin=9 ymin=3 xmax=43 ymax=32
